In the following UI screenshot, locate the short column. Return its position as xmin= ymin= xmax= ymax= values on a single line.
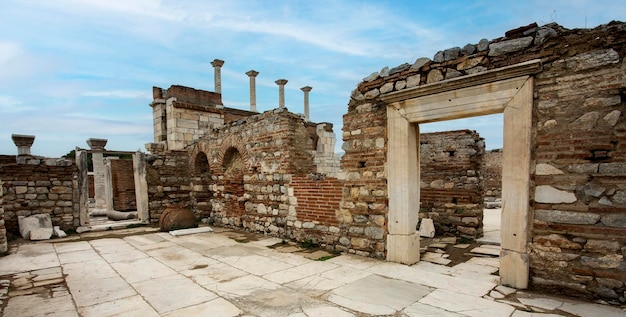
xmin=11 ymin=134 xmax=35 ymax=156
xmin=211 ymin=59 xmax=225 ymax=94
xmin=300 ymin=86 xmax=312 ymax=121
xmin=275 ymin=79 xmax=288 ymax=108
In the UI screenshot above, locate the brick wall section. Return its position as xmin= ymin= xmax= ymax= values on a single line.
xmin=110 ymin=159 xmax=136 ymax=211
xmin=483 ymin=150 xmax=502 ymax=198
xmin=145 ymin=151 xmax=193 ymax=223
xmin=291 ymin=175 xmax=342 ymax=225
xmin=0 ymin=156 xmax=78 ymax=235
xmin=419 ymin=130 xmax=485 ymax=238
xmin=348 ymin=21 xmax=626 ymax=301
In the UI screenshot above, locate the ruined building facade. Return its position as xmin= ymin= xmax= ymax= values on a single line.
xmin=0 ymin=21 xmax=625 ymax=302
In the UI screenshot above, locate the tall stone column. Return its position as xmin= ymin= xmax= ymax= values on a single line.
xmin=275 ymin=79 xmax=288 ymax=108
xmin=87 ymin=138 xmax=108 ymax=210
xmin=11 ymin=134 xmax=35 ymax=156
xmin=246 ymin=70 xmax=259 ymax=112
xmin=211 ymin=59 xmax=225 ymax=94
xmin=300 ymin=86 xmax=312 ymax=121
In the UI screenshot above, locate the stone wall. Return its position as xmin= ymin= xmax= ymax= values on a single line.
xmin=483 ymin=150 xmax=502 ymax=199
xmin=346 ymin=21 xmax=626 ymax=301
xmin=110 ymin=159 xmax=136 ymax=211
xmin=145 ymin=151 xmax=193 ymax=223
xmin=419 ymin=130 xmax=485 ymax=238
xmin=0 ymin=155 xmax=78 ymax=234
xmin=0 ymin=179 xmax=7 ymax=253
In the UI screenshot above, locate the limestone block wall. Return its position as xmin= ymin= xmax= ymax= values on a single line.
xmin=483 ymin=150 xmax=503 ymax=199
xmin=345 ymin=21 xmax=626 ymax=301
xmin=0 ymin=155 xmax=78 ymax=234
xmin=419 ymin=130 xmax=485 ymax=238
xmin=313 ymin=123 xmax=342 ymax=177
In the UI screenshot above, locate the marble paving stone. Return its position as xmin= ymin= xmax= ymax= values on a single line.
xmin=248 ymin=237 xmax=284 ymax=247
xmin=0 ymin=244 xmax=59 ymax=275
xmin=320 ymin=266 xmax=372 ymax=284
xmin=299 ymin=250 xmax=335 ymax=260
xmin=163 ymin=298 xmax=241 ymax=317
xmin=518 ymin=296 xmax=563 ymax=310
xmin=91 ymin=240 xmax=138 ymax=255
xmin=329 ymin=275 xmax=432 ymax=315
xmin=274 ymin=245 xmax=301 ymax=253
xmin=88 ymin=237 xmax=127 ymax=248
xmin=199 ymin=244 xmax=266 ymax=259
xmin=429 ymin=243 xmax=448 ymax=249
xmin=511 ymin=311 xmax=564 ymax=317
xmin=422 ymin=252 xmax=452 ymax=265
xmin=559 ymin=301 xmax=626 ymax=317
xmin=132 ymin=274 xmax=218 ymax=314
xmin=66 ymin=275 xmax=136 ymax=307
xmin=465 ymin=256 xmax=500 ymax=268
xmin=3 ymin=293 xmax=77 ymax=317
xmin=99 ymin=249 xmax=149 ymax=263
xmin=402 ymin=302 xmax=464 ymax=316
xmin=301 ymin=305 xmax=354 ymax=317
xmin=57 ymin=249 xmax=101 ymax=264
xmin=181 ymin=262 xmax=249 ymax=286
xmin=419 ymin=289 xmax=515 ymax=317
xmin=78 ymin=294 xmax=159 ymax=317
xmin=206 ymin=274 xmax=281 ymax=298
xmin=32 ymin=266 xmax=63 ymax=281
xmin=54 ymin=241 xmax=92 ymax=253
xmin=285 ymin=274 xmax=345 ymax=292
xmin=326 ymin=254 xmax=381 ymax=270
xmin=258 ymin=249 xmax=312 ymax=266
xmin=263 ymin=261 xmax=338 ymax=284
xmin=412 ymin=261 xmax=455 ymax=275
xmin=367 ymin=262 xmax=496 ymax=296
xmin=147 ymin=245 xmax=218 ymax=271
xmin=453 ymin=262 xmax=499 ymax=275
xmin=111 ymin=257 xmax=177 ymax=283
xmin=495 ymin=285 xmax=517 ymax=296
xmin=454 ymin=244 xmax=471 ymax=249
xmin=470 ymin=246 xmax=501 ymax=256
xmin=169 ymin=226 xmax=213 ymax=236
xmin=62 ymin=259 xmax=118 ymax=281
xmin=218 ymin=254 xmax=294 ymax=276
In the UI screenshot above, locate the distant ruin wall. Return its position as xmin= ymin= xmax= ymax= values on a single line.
xmin=0 ymin=155 xmax=78 ymax=235
xmin=110 ymin=159 xmax=136 ymax=211
xmin=0 ymin=180 xmax=7 ymax=253
xmin=419 ymin=130 xmax=485 ymax=238
xmin=483 ymin=150 xmax=502 ymax=199
xmin=346 ymin=21 xmax=626 ymax=301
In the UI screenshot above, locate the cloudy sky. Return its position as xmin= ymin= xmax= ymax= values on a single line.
xmin=1 ymin=0 xmax=624 ymax=157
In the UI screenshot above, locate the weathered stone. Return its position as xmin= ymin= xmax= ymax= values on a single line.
xmin=18 ymin=214 xmax=53 ymax=240
xmin=580 ymin=254 xmax=623 ymax=269
xmin=603 ymin=110 xmax=621 ymax=126
xmin=599 ymin=197 xmax=613 ymax=206
xmin=613 ymin=191 xmax=626 ymax=204
xmin=29 ymin=227 xmax=53 ymax=240
xmin=599 ymin=163 xmax=626 ymax=174
xmin=581 ymin=183 xmax=606 ymax=198
xmin=561 ymin=49 xmax=620 ymax=71
xmin=427 ymin=69 xmax=443 ymax=83
xmin=488 ymin=37 xmax=533 ymax=56
xmin=159 ymin=205 xmax=196 ymax=231
xmin=457 ymin=57 xmax=483 ymax=71
xmin=583 ymin=96 xmax=621 ymax=108
xmin=536 ymin=163 xmax=563 ymax=175
xmin=534 ymin=234 xmax=582 ymax=250
xmin=257 ymin=203 xmax=267 ymax=214
xmin=411 ymin=57 xmax=430 ymax=70
xmin=364 ymin=88 xmax=380 ymax=99
xmin=339 ymin=237 xmax=350 ymax=246
xmin=534 ymin=209 xmax=600 ymax=225
xmin=445 ymin=69 xmax=462 ymax=79
xmin=601 ymin=214 xmax=626 ymax=228
xmin=406 ymin=74 xmax=421 ymax=88
xmin=395 ymin=80 xmax=406 ymax=90
xmin=476 ymin=38 xmax=489 ymax=51
xmin=443 ymin=47 xmax=461 ymax=61
xmin=350 ymin=237 xmax=370 ymax=249
xmin=379 ymin=66 xmax=390 ymax=77
xmin=535 ymin=185 xmax=577 ymax=204
xmin=461 ymin=43 xmax=476 ymax=55
xmin=568 ymin=163 xmax=598 ymax=174
xmin=379 ymin=82 xmax=394 ymax=94
xmin=302 ymin=222 xmax=315 ymax=229
xmin=364 ymin=227 xmax=384 ymax=239
xmin=433 ymin=51 xmax=444 ymax=63
xmin=596 ymin=287 xmax=619 ymax=299
xmin=571 ymin=111 xmax=600 ymax=130
xmin=363 ymin=72 xmax=379 ymax=82
xmin=353 ymin=215 xmax=368 ymax=223
xmin=534 ymin=27 xmax=558 ymax=45
xmin=389 ymin=63 xmax=410 ymax=75
xmin=419 ymin=218 xmax=435 ymax=238
xmin=597 ymin=277 xmax=624 ymax=289
xmin=351 ymin=88 xmax=365 ymax=101
xmin=585 ymin=240 xmax=621 ymax=253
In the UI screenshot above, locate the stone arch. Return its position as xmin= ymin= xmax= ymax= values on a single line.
xmin=189 ymin=142 xmax=213 ymax=218
xmin=221 ymin=146 xmax=245 ymax=217
xmin=216 ymin=136 xmax=250 ymax=171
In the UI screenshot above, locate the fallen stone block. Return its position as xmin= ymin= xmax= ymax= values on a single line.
xmin=30 ymin=228 xmax=53 ymax=240
xmin=169 ymin=227 xmax=214 ymax=237
xmin=18 ymin=214 xmax=53 ymax=240
xmin=53 ymin=226 xmax=67 ymax=238
xmin=419 ymin=218 xmax=435 ymax=238
xmin=107 ymin=210 xmax=137 ymax=220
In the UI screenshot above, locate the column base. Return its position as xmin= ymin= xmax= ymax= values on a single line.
xmin=386 ymin=233 xmax=420 ymax=265
xmin=500 ymin=249 xmax=529 ymax=289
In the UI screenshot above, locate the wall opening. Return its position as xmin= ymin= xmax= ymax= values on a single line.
xmin=222 ymin=147 xmax=244 ymax=217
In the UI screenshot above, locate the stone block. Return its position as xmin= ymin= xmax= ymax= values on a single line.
xmin=534 ymin=209 xmax=600 ymax=225
xmin=386 ymin=233 xmax=420 ymax=265
xmin=500 ymin=249 xmax=529 ymax=289
xmin=30 ymin=227 xmax=53 ymax=240
xmin=534 ymin=185 xmax=577 ymax=204
xmin=418 ymin=218 xmax=435 ymax=238
xmin=18 ymin=214 xmax=53 ymax=240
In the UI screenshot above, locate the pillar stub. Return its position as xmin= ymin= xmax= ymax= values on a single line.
xmin=300 ymin=86 xmax=312 ymax=121
xmin=86 ymin=138 xmax=108 ymax=151
xmin=11 ymin=134 xmax=35 ymax=156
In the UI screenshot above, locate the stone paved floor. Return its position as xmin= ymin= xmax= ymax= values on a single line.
xmin=1 ymin=227 xmax=625 ymax=317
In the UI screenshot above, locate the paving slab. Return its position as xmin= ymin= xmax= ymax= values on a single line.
xmin=301 ymin=305 xmax=355 ymax=317
xmin=205 ymin=274 xmax=281 ymax=298
xmin=319 ymin=266 xmax=372 ymax=284
xmin=285 ymin=274 xmax=345 ymax=292
xmin=181 ymin=262 xmax=249 ymax=286
xmin=132 ymin=274 xmax=218 ymax=314
xmin=0 ymin=244 xmax=59 ymax=275
xmin=163 ymin=298 xmax=241 ymax=317
xmin=329 ymin=275 xmax=432 ymax=315
xmin=218 ymin=254 xmax=294 ymax=275
xmin=470 ymin=246 xmax=501 ymax=256
xmin=54 ymin=241 xmax=92 ymax=253
xmin=62 ymin=259 xmax=119 ymax=281
xmin=422 ymin=252 xmax=452 ymax=265
xmin=147 ymin=245 xmax=219 ymax=271
xmin=66 ymin=275 xmax=136 ymax=307
xmin=419 ymin=289 xmax=515 ymax=317
xmin=111 ymin=257 xmax=177 ymax=283
xmin=402 ymin=302 xmax=464 ymax=316
xmin=57 ymin=248 xmax=102 ymax=264
xmin=77 ymin=294 xmax=159 ymax=317
xmin=264 ymin=260 xmax=337 ymax=284
xmin=3 ymin=292 xmax=78 ymax=317
xmin=559 ymin=301 xmax=626 ymax=317
xmin=518 ymin=296 xmax=563 ymax=310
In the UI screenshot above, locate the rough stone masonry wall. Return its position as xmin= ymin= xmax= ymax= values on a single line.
xmin=0 ymin=179 xmax=7 ymax=253
xmin=419 ymin=130 xmax=485 ymax=238
xmin=344 ymin=21 xmax=626 ymax=301
xmin=145 ymin=151 xmax=193 ymax=223
xmin=483 ymin=150 xmax=503 ymax=199
xmin=0 ymin=155 xmax=78 ymax=235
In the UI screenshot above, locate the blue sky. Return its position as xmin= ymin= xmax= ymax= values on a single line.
xmin=1 ymin=0 xmax=624 ymax=157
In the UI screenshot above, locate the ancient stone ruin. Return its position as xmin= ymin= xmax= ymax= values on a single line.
xmin=0 ymin=21 xmax=625 ymax=303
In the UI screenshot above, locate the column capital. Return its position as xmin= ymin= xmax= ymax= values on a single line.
xmin=12 ymin=134 xmax=35 ymax=156
xmin=210 ymin=59 xmax=225 ymax=67
xmin=86 ymin=138 xmax=108 ymax=151
xmin=300 ymin=86 xmax=312 ymax=92
xmin=246 ymin=70 xmax=259 ymax=77
xmin=275 ymin=79 xmax=288 ymax=86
